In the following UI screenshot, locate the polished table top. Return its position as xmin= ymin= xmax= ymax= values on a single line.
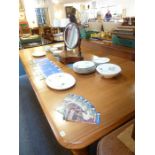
xmin=19 ymin=44 xmax=135 ymax=152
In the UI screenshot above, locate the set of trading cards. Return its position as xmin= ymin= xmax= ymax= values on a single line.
xmin=29 ymin=58 xmax=62 ymax=79
xmin=57 ymin=94 xmax=100 ymax=125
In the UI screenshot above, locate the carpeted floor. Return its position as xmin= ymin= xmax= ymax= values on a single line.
xmin=19 ymin=75 xmax=72 ymax=155
xmin=19 ymin=59 xmax=25 ymax=76
xmin=19 ymin=75 xmax=97 ymax=155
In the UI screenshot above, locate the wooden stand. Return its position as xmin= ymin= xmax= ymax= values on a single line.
xmin=59 ymin=40 xmax=83 ymax=64
xmin=59 ymin=52 xmax=83 ymax=64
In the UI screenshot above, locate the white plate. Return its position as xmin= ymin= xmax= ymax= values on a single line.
xmin=53 ymin=32 xmax=63 ymax=37
xmin=49 ymin=47 xmax=58 ymax=51
xmin=44 ymin=46 xmax=51 ymax=52
xmin=22 ymin=34 xmax=31 ymax=38
xmin=52 ymin=50 xmax=63 ymax=56
xmin=96 ymin=63 xmax=122 ymax=78
xmin=92 ymin=56 xmax=110 ymax=65
xmin=73 ymin=61 xmax=96 ymax=74
xmin=45 ymin=73 xmax=76 ymax=90
xmin=32 ymin=51 xmax=46 ymax=57
xmin=52 ymin=44 xmax=64 ymax=48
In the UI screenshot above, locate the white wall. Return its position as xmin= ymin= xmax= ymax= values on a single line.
xmin=120 ymin=0 xmax=135 ymax=16
xmin=22 ymin=0 xmax=51 ymax=28
xmin=21 ymin=0 xmax=135 ymax=28
xmin=47 ymin=0 xmax=66 ymax=26
xmin=53 ymin=4 xmax=66 ymax=20
xmin=95 ymin=0 xmax=135 ymax=17
xmin=63 ymin=0 xmax=135 ymax=17
xmin=47 ymin=0 xmax=54 ymax=26
xmin=22 ymin=0 xmax=38 ymax=28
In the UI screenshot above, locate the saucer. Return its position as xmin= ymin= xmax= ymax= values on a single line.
xmin=44 ymin=46 xmax=51 ymax=52
xmin=49 ymin=47 xmax=58 ymax=51
xmin=52 ymin=44 xmax=64 ymax=48
xmin=32 ymin=51 xmax=46 ymax=57
xmin=45 ymin=73 xmax=76 ymax=90
xmin=52 ymin=50 xmax=63 ymax=56
xmin=92 ymin=56 xmax=110 ymax=65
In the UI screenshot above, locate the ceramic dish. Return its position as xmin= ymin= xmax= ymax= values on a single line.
xmin=45 ymin=73 xmax=76 ymax=90
xmin=44 ymin=46 xmax=51 ymax=52
xmin=32 ymin=51 xmax=46 ymax=57
xmin=92 ymin=56 xmax=110 ymax=65
xmin=73 ymin=67 xmax=96 ymax=74
xmin=52 ymin=50 xmax=63 ymax=56
xmin=52 ymin=44 xmax=64 ymax=48
xmin=73 ymin=61 xmax=96 ymax=74
xmin=49 ymin=47 xmax=58 ymax=51
xmin=96 ymin=63 xmax=122 ymax=78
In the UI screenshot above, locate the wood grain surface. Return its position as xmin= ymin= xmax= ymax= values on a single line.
xmin=81 ymin=39 xmax=135 ymax=61
xmin=19 ymin=43 xmax=135 ymax=154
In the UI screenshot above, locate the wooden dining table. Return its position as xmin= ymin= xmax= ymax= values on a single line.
xmin=19 ymin=43 xmax=135 ymax=155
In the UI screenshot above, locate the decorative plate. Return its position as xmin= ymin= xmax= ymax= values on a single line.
xmin=92 ymin=56 xmax=110 ymax=65
xmin=32 ymin=51 xmax=46 ymax=57
xmin=45 ymin=73 xmax=76 ymax=90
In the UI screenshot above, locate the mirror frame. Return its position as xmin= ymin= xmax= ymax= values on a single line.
xmin=64 ymin=22 xmax=80 ymax=49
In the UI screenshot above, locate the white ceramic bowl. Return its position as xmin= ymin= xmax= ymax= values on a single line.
xmin=96 ymin=63 xmax=122 ymax=78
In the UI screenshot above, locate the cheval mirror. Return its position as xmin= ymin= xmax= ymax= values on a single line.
xmin=59 ymin=22 xmax=83 ymax=64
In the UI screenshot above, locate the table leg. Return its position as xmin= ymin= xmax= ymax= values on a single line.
xmin=71 ymin=147 xmax=89 ymax=155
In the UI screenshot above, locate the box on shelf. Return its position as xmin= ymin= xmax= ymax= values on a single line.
xmin=80 ymin=28 xmax=98 ymax=39
xmin=112 ymin=34 xmax=135 ymax=48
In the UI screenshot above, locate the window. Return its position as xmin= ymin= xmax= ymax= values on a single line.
xmin=35 ymin=8 xmax=49 ymax=26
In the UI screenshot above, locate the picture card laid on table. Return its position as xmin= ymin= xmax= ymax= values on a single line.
xmin=56 ymin=94 xmax=100 ymax=125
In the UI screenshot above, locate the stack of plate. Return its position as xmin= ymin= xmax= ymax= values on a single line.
xmin=96 ymin=63 xmax=122 ymax=78
xmin=73 ymin=61 xmax=96 ymax=74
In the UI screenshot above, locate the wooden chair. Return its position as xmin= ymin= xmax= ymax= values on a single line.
xmin=31 ymin=27 xmax=40 ymax=35
xmin=42 ymin=26 xmax=54 ymax=42
xmin=97 ymin=119 xmax=135 ymax=155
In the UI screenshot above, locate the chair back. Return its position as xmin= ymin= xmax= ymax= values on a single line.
xmin=97 ymin=119 xmax=135 ymax=155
